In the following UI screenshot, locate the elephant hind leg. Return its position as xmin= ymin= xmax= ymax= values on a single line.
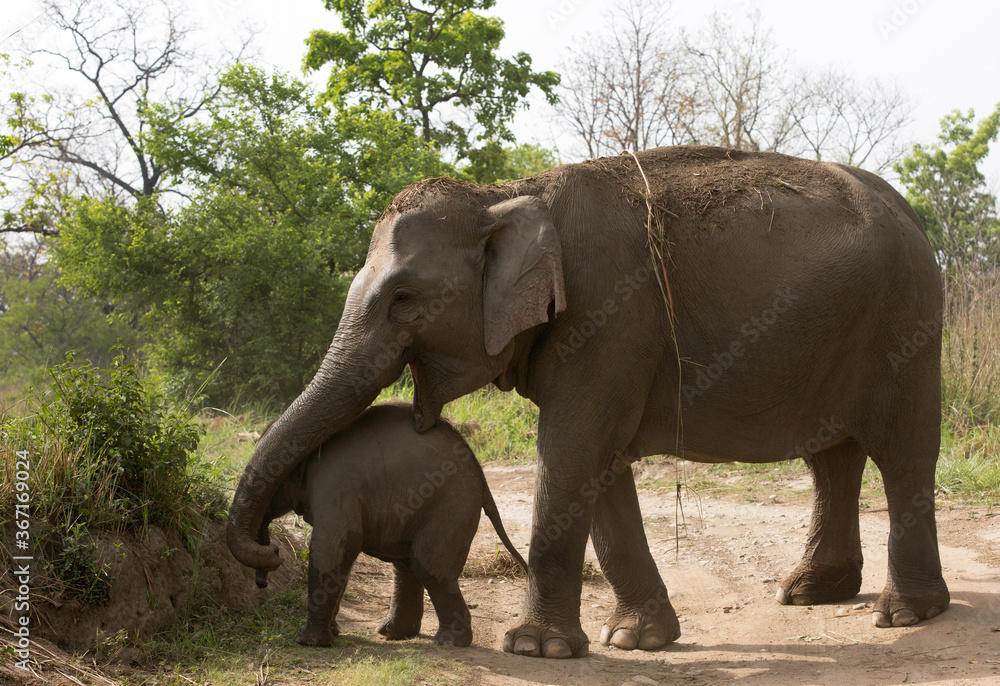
xmin=869 ymin=437 xmax=949 ymax=627
xmin=778 ymin=440 xmax=866 ymax=606
xmin=410 ymin=561 xmax=472 ymax=647
xmin=377 ymin=563 xmax=424 ymax=640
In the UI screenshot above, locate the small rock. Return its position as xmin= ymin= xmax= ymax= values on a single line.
xmin=836 ymin=608 xmax=850 ymax=616
xmin=852 ymin=602 xmax=868 ymax=611
xmin=632 ymin=676 xmax=659 ymax=686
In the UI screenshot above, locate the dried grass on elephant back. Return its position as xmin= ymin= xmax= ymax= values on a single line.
xmin=590 ymin=146 xmax=842 ymax=226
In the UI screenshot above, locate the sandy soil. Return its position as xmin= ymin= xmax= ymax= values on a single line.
xmin=337 ymin=463 xmax=1000 ymax=686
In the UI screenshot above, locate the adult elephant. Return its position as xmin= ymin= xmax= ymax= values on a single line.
xmin=227 ymin=146 xmax=948 ymax=659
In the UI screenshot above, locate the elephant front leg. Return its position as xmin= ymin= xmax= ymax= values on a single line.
xmin=503 ymin=435 xmax=607 ymax=659
xmin=377 ymin=563 xmax=424 ymax=640
xmin=591 ymin=457 xmax=679 ymax=651
xmin=297 ymin=520 xmax=362 ymax=647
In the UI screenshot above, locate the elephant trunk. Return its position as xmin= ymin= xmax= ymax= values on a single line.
xmin=226 ymin=309 xmax=405 ymax=571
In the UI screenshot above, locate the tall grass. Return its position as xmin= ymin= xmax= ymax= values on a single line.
xmin=941 ymin=267 xmax=1000 ymax=460
xmin=378 ymin=371 xmax=539 ymax=463
xmin=0 ymin=352 xmax=226 ymax=604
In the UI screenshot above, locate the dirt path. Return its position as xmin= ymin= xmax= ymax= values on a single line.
xmin=339 ymin=463 xmax=1000 ymax=686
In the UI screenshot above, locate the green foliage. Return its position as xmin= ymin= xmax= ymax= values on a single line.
xmin=378 ymin=371 xmax=539 ymax=463
xmin=38 ymin=349 xmax=202 ymax=528
xmin=57 ymin=66 xmax=448 ymax=404
xmin=0 ymin=348 xmax=211 ymax=538
xmin=0 ymin=240 xmax=136 ymax=380
xmin=52 ymin=524 xmax=113 ymax=606
xmin=895 ymin=105 xmax=1000 ymax=270
xmin=304 ymin=0 xmax=559 ymax=158
xmin=461 ymin=141 xmax=560 ymax=183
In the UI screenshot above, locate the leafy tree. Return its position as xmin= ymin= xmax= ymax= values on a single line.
xmin=462 ymin=141 xmax=559 ymax=183
xmin=895 ymin=105 xmax=1000 ymax=271
xmin=57 ymin=66 xmax=448 ymax=404
xmin=304 ymin=0 xmax=560 ymax=158
xmin=0 ymin=238 xmax=135 ymax=380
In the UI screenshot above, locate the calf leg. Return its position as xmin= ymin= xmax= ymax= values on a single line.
xmin=377 ymin=563 xmax=424 ymax=640
xmin=297 ymin=509 xmax=362 ymax=647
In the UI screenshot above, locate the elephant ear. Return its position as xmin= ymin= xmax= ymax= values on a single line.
xmin=482 ymin=196 xmax=566 ymax=356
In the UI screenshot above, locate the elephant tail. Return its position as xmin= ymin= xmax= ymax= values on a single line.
xmin=480 ymin=472 xmax=528 ymax=575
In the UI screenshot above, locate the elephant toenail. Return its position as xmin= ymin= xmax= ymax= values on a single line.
xmin=872 ymin=611 xmax=892 ymax=628
xmin=925 ymin=606 xmax=942 ymax=619
xmin=775 ymin=588 xmax=791 ymax=605
xmin=610 ymin=629 xmax=638 ymax=650
xmin=599 ymin=625 xmax=612 ymax=645
xmin=542 ymin=638 xmax=573 ymax=659
xmin=638 ymin=630 xmax=669 ymax=651
xmin=513 ymin=636 xmax=540 ymax=655
xmin=892 ymin=609 xmax=919 ymax=626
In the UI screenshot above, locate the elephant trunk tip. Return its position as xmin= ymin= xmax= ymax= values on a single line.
xmin=226 ymin=517 xmax=283 ymax=572
xmin=255 ymin=569 xmax=270 ymax=589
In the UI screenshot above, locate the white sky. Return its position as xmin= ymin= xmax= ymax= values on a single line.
xmin=3 ymin=0 xmax=999 ymax=182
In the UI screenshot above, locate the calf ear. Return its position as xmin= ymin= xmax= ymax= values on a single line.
xmin=482 ymin=196 xmax=566 ymax=357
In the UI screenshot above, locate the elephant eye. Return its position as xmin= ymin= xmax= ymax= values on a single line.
xmin=390 ymin=289 xmax=422 ymax=322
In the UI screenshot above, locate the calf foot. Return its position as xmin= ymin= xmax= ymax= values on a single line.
xmin=503 ymin=619 xmax=589 ymax=659
xmin=777 ymin=560 xmax=862 ymax=606
xmin=377 ymin=614 xmax=421 ymax=640
xmin=434 ymin=626 xmax=473 ymax=647
xmin=599 ymin=597 xmax=680 ymax=651
xmin=295 ymin=621 xmax=336 ymax=647
xmin=872 ymin=583 xmax=949 ymax=627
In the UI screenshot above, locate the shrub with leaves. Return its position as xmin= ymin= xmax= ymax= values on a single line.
xmin=0 ymin=347 xmax=217 ymax=536
xmin=39 ymin=348 xmax=202 ymax=528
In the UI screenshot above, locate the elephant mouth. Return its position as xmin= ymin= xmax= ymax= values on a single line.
xmin=409 ymin=359 xmax=443 ymax=433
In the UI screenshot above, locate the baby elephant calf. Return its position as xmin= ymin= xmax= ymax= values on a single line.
xmin=252 ymin=402 xmax=526 ymax=648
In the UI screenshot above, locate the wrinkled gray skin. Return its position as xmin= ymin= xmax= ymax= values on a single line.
xmin=253 ymin=402 xmax=527 ymax=648
xmin=228 ymin=146 xmax=948 ymax=659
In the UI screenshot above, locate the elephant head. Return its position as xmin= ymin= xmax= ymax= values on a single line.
xmin=226 ymin=182 xmax=566 ymax=570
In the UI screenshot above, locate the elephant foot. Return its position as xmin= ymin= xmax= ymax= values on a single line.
xmin=502 ymin=619 xmax=589 ymax=659
xmin=377 ymin=614 xmax=421 ymax=640
xmin=872 ymin=583 xmax=949 ymax=628
xmin=777 ymin=560 xmax=862 ymax=606
xmin=295 ymin=621 xmax=337 ymax=647
xmin=599 ymin=598 xmax=681 ymax=651
xmin=434 ymin=626 xmax=473 ymax=648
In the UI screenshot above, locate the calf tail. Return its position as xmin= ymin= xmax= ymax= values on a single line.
xmin=481 ymin=477 xmax=528 ymax=574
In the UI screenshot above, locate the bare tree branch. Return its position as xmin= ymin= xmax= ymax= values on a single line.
xmin=2 ymin=0 xmax=255 ymax=235
xmin=555 ymin=0 xmax=688 ymax=159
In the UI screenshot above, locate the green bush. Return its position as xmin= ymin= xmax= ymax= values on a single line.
xmin=39 ymin=348 xmax=201 ymax=528
xmin=0 ymin=347 xmax=221 ymax=536
xmin=51 ymin=524 xmax=113 ymax=606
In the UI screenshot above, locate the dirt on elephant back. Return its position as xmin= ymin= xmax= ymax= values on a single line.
xmin=323 ymin=461 xmax=1000 ymax=686
xmin=587 ymin=146 xmax=849 ymax=224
